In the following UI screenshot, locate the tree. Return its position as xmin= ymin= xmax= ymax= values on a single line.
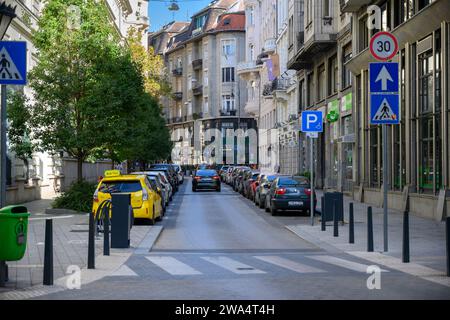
xmin=29 ymin=0 xmax=138 ymax=182
xmin=7 ymin=90 xmax=36 ymax=180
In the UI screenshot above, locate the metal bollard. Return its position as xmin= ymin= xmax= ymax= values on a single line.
xmin=88 ymin=211 xmax=95 ymax=269
xmin=446 ymin=216 xmax=450 ymax=277
xmin=321 ymin=196 xmax=326 ymax=231
xmin=0 ymin=261 xmax=7 ymax=287
xmin=103 ymin=204 xmax=110 ymax=256
xmin=367 ymin=206 xmax=374 ymax=252
xmin=349 ymin=202 xmax=354 ymax=244
xmin=402 ymin=210 xmax=410 ymax=263
xmin=333 ymin=200 xmax=338 ymax=237
xmin=43 ymin=219 xmax=53 ymax=286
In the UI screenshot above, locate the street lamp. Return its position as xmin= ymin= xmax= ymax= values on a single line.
xmin=0 ymin=2 xmax=16 ymax=40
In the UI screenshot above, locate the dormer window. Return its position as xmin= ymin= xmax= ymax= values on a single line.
xmin=194 ymin=14 xmax=207 ymax=30
xmin=223 ymin=18 xmax=231 ymax=26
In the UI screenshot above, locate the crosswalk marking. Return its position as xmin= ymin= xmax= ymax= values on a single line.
xmin=254 ymin=256 xmax=326 ymax=274
xmin=201 ymin=256 xmax=266 ymax=274
xmin=111 ymin=265 xmax=139 ymax=277
xmin=307 ymin=255 xmax=388 ymax=273
xmin=145 ymin=256 xmax=202 ymax=275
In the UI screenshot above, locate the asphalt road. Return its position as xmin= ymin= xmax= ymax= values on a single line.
xmin=37 ymin=178 xmax=450 ymax=300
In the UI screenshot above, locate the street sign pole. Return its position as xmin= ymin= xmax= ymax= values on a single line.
xmin=310 ymin=136 xmax=314 ymax=226
xmin=382 ymin=124 xmax=388 ymax=252
xmin=0 ymin=85 xmax=6 ymax=208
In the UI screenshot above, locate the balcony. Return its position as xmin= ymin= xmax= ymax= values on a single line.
xmin=236 ymin=60 xmax=261 ymax=80
xmin=263 ymin=38 xmax=276 ymax=54
xmin=340 ymin=0 xmax=372 ymax=13
xmin=192 ymin=59 xmax=203 ymax=70
xmin=172 ymin=68 xmax=183 ymax=76
xmin=192 ymin=85 xmax=203 ymax=96
xmin=271 ymin=78 xmax=289 ymax=92
xmin=220 ymin=110 xmax=237 ymax=117
xmin=173 ymin=92 xmax=183 ymax=100
xmin=262 ymin=83 xmax=273 ymax=97
xmin=168 ymin=116 xmax=183 ymax=124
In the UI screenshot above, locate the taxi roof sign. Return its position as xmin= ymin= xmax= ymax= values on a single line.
xmin=104 ymin=170 xmax=121 ymax=177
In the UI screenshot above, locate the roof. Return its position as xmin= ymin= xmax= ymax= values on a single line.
xmin=212 ymin=12 xmax=245 ymax=32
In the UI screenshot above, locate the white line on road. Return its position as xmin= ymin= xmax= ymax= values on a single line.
xmin=145 ymin=256 xmax=202 ymax=275
xmin=111 ymin=265 xmax=139 ymax=277
xmin=306 ymin=255 xmax=388 ymax=273
xmin=29 ymin=215 xmax=74 ymax=221
xmin=254 ymin=256 xmax=326 ymax=273
xmin=201 ymin=256 xmax=266 ymax=274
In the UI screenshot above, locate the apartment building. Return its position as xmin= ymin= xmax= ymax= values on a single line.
xmin=342 ymin=0 xmax=450 ymax=219
xmin=157 ymin=0 xmax=257 ymax=166
xmin=286 ymin=0 xmax=353 ymax=191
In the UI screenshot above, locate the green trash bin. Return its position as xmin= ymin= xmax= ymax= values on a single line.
xmin=0 ymin=205 xmax=30 ymax=261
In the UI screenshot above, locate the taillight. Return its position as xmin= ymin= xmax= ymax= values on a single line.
xmin=304 ymin=188 xmax=312 ymax=196
xmin=142 ymin=188 xmax=149 ymax=201
xmin=195 ymin=176 xmax=201 ymax=181
xmin=213 ymin=176 xmax=220 ymax=180
xmin=93 ymin=190 xmax=99 ymax=202
xmin=275 ymin=188 xmax=286 ymax=195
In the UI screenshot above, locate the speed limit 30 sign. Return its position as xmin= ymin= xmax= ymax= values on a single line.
xmin=370 ymin=31 xmax=398 ymax=61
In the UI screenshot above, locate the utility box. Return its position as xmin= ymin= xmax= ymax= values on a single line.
xmin=111 ymin=193 xmax=132 ymax=249
xmin=322 ymin=192 xmax=344 ymax=223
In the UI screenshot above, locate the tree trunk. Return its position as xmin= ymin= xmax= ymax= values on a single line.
xmin=77 ymin=157 xmax=83 ymax=183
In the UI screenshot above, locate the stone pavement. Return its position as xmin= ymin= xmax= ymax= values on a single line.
xmin=0 ymin=198 xmax=158 ymax=298
xmin=286 ymin=190 xmax=450 ymax=287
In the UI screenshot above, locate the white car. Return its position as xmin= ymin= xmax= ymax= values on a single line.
xmin=172 ymin=164 xmax=184 ymax=184
xmin=144 ymin=171 xmax=173 ymax=203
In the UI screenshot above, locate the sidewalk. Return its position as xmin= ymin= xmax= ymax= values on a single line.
xmin=0 ymin=198 xmax=160 ymax=299
xmin=286 ymin=190 xmax=450 ymax=286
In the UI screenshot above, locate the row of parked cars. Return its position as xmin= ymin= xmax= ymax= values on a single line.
xmin=92 ymin=164 xmax=184 ymax=225
xmin=219 ymin=166 xmax=317 ymax=216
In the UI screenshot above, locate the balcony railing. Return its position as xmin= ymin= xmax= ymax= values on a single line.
xmin=172 ymin=67 xmax=183 ymax=76
xmin=192 ymin=59 xmax=203 ymax=70
xmin=271 ymin=78 xmax=290 ymax=91
xmin=173 ymin=92 xmax=183 ymax=100
xmin=262 ymin=83 xmax=273 ymax=96
xmin=168 ymin=116 xmax=183 ymax=124
xmin=192 ymin=85 xmax=203 ymax=96
xmin=237 ymin=60 xmax=259 ymax=74
xmin=220 ymin=110 xmax=237 ymax=116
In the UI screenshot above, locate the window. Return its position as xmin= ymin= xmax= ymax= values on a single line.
xmin=342 ymin=44 xmax=352 ymax=88
xmin=177 ymin=57 xmax=182 ymax=68
xmin=395 ymin=0 xmax=415 ymax=27
xmin=187 ymin=74 xmax=192 ymax=90
xmin=369 ymin=127 xmax=380 ymax=187
xmin=248 ymin=6 xmax=254 ymax=25
xmin=203 ymin=97 xmax=209 ymax=114
xmin=288 ymin=16 xmax=294 ymax=49
xmin=222 ymin=39 xmax=235 ymax=56
xmin=203 ymin=43 xmax=208 ymax=63
xmin=306 ymin=0 xmax=312 ymax=25
xmin=298 ymin=79 xmax=305 ymax=112
xmin=188 ymin=52 xmax=192 ymax=65
xmin=328 ymin=55 xmax=338 ymax=95
xmin=222 ymin=95 xmax=235 ymax=112
xmin=203 ymin=70 xmax=208 ymax=86
xmin=317 ymin=64 xmax=326 ymax=101
xmin=359 ymin=16 xmax=368 ymax=52
xmin=323 ymin=0 xmax=331 ymax=17
xmin=307 ymin=72 xmax=314 ymax=106
xmin=222 ymin=67 xmax=235 ymax=82
xmin=194 ymin=14 xmax=207 ymax=30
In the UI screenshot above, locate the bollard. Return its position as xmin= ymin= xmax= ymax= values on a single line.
xmin=321 ymin=196 xmax=326 ymax=231
xmin=402 ymin=210 xmax=410 ymax=263
xmin=446 ymin=216 xmax=450 ymax=277
xmin=367 ymin=206 xmax=374 ymax=252
xmin=103 ymin=204 xmax=110 ymax=256
xmin=349 ymin=203 xmax=354 ymax=244
xmin=43 ymin=219 xmax=53 ymax=286
xmin=88 ymin=211 xmax=95 ymax=269
xmin=333 ymin=200 xmax=338 ymax=237
xmin=0 ymin=261 xmax=6 ymax=287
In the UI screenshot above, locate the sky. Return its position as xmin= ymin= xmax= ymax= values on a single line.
xmin=148 ymin=0 xmax=212 ymax=32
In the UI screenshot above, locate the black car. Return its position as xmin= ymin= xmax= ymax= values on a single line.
xmin=264 ymin=175 xmax=316 ymax=216
xmin=254 ymin=174 xmax=277 ymax=209
xmin=192 ymin=169 xmax=221 ymax=192
xmin=149 ymin=164 xmax=179 ymax=192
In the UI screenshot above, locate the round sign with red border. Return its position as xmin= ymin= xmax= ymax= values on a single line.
xmin=369 ymin=31 xmax=398 ymax=61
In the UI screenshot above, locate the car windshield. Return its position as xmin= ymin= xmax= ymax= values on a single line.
xmin=196 ymin=170 xmax=217 ymax=177
xmin=99 ymin=181 xmax=142 ymax=193
xmin=278 ymin=177 xmax=309 ymax=186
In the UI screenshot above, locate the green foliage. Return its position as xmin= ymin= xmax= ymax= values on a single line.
xmin=297 ymin=171 xmax=311 ymax=179
xmin=52 ymin=180 xmax=97 ymax=213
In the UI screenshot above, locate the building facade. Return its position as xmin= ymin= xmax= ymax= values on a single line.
xmin=154 ymin=0 xmax=257 ymax=166
xmin=343 ymin=0 xmax=450 ymax=218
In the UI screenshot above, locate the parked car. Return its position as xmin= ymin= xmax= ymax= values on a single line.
xmin=192 ymin=169 xmax=221 ymax=192
xmin=218 ymin=165 xmax=230 ymax=182
xmin=171 ymin=164 xmax=184 ymax=184
xmin=149 ymin=164 xmax=178 ymax=192
xmin=254 ymin=174 xmax=277 ymax=209
xmin=242 ymin=171 xmax=260 ymax=198
xmin=235 ymin=167 xmax=251 ymax=193
xmin=92 ymin=171 xmax=163 ymax=225
xmin=264 ymin=175 xmax=316 ymax=216
xmin=133 ymin=171 xmax=171 ymax=207
xmin=248 ymin=173 xmax=265 ymax=201
xmin=225 ymin=166 xmax=235 ymax=184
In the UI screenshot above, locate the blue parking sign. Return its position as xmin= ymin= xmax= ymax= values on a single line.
xmin=0 ymin=41 xmax=27 ymax=85
xmin=301 ymin=111 xmax=323 ymax=132
xmin=370 ymin=62 xmax=398 ymax=93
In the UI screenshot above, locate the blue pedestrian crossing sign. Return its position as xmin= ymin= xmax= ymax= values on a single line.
xmin=369 ymin=62 xmax=399 ymax=125
xmin=0 ymin=41 xmax=27 ymax=85
xmin=301 ymin=111 xmax=323 ymax=133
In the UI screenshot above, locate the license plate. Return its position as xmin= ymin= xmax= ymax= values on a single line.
xmin=203 ymin=178 xmax=212 ymax=182
xmin=288 ymin=201 xmax=303 ymax=206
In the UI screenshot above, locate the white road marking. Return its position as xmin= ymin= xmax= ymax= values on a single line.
xmin=29 ymin=215 xmax=74 ymax=221
xmin=201 ymin=256 xmax=265 ymax=274
xmin=254 ymin=256 xmax=326 ymax=273
xmin=145 ymin=256 xmax=202 ymax=275
xmin=307 ymin=255 xmax=388 ymax=273
xmin=111 ymin=265 xmax=139 ymax=277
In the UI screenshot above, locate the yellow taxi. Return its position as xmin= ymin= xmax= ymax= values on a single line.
xmin=92 ymin=170 xmax=163 ymax=224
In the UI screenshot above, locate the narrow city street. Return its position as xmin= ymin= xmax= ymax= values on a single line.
xmin=36 ymin=179 xmax=450 ymax=300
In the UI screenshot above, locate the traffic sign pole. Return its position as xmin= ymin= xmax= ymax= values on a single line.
xmin=0 ymin=85 xmax=6 ymax=208
xmin=382 ymin=124 xmax=388 ymax=252
xmin=310 ymin=136 xmax=314 ymax=226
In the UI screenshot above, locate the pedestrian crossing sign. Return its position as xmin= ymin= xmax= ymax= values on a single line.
xmin=0 ymin=41 xmax=27 ymax=85
xmin=370 ymin=94 xmax=400 ymax=124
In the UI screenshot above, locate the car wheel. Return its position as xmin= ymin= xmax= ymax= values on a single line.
xmin=265 ymin=198 xmax=270 ymax=212
xmin=259 ymin=196 xmax=265 ymax=209
xmin=216 ymin=187 xmax=221 ymax=192
xmin=148 ymin=207 xmax=156 ymax=225
xmin=270 ymin=201 xmax=278 ymax=216
xmin=192 ymin=187 xmax=196 ymax=192
xmin=169 ymin=194 xmax=173 ymax=201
